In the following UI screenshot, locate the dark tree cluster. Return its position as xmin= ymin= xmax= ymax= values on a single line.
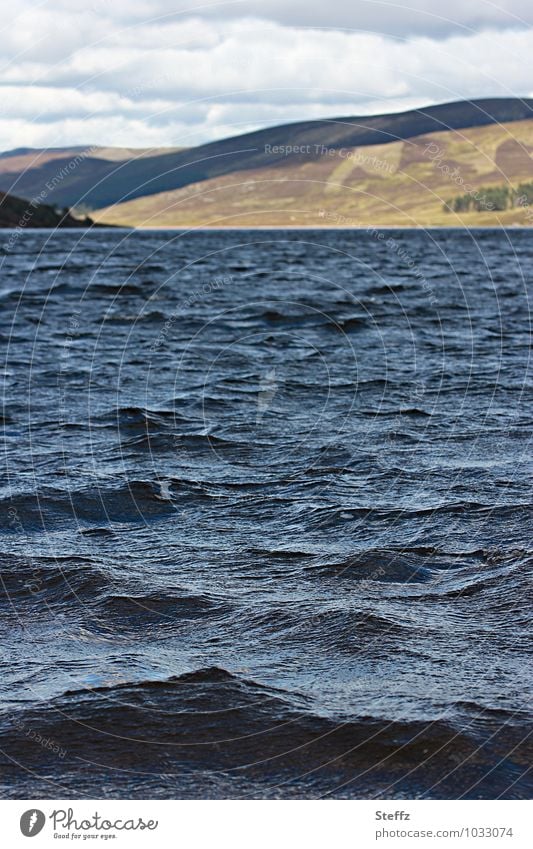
xmin=443 ymin=181 xmax=533 ymax=213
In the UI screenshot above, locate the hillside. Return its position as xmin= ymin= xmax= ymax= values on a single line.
xmin=0 ymin=146 xmax=184 ymax=212
xmin=0 ymin=98 xmax=531 ymax=215
xmin=0 ymin=190 xmax=93 ymax=229
xmin=93 ymin=118 xmax=533 ymax=228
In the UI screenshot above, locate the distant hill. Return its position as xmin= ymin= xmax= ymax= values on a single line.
xmin=0 ymin=145 xmax=184 ymax=212
xmin=93 ymin=117 xmax=533 ymax=228
xmin=0 ymin=98 xmax=532 ymax=217
xmin=0 ymin=190 xmax=93 ymax=229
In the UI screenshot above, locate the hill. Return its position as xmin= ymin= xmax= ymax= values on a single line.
xmin=0 ymin=146 xmax=184 ymax=212
xmin=0 ymin=98 xmax=532 ymax=216
xmin=93 ymin=118 xmax=533 ymax=228
xmin=0 ymin=190 xmax=93 ymax=229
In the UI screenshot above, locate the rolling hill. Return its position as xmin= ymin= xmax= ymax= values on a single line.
xmin=2 ymin=98 xmax=533 ymax=227
xmin=0 ymin=145 xmax=184 ymax=212
xmin=94 ymin=117 xmax=533 ymax=228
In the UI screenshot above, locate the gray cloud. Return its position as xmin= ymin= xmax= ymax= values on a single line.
xmin=0 ymin=1 xmax=532 ymax=150
xmin=233 ymin=0 xmax=533 ymax=37
xmin=86 ymin=0 xmax=533 ymax=38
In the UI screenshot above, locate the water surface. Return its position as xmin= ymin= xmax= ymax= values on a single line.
xmin=0 ymin=228 xmax=531 ymax=798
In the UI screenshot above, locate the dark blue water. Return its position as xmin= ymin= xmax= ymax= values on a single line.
xmin=0 ymin=228 xmax=531 ymax=799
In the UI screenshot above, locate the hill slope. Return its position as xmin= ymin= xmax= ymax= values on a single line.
xmin=94 ymin=118 xmax=533 ymax=228
xmin=0 ymin=190 xmax=93 ymax=229
xmin=0 ymin=98 xmax=532 ymax=214
xmin=0 ymin=146 xmax=184 ymax=212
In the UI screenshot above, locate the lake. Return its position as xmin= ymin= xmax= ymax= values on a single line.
xmin=0 ymin=228 xmax=531 ymax=798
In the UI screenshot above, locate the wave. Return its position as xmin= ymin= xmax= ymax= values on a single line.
xmin=0 ymin=480 xmax=177 ymax=528
xmin=0 ymin=554 xmax=110 ymax=604
xmin=301 ymin=501 xmax=533 ymax=531
xmin=102 ymin=405 xmax=193 ymax=432
xmin=362 ymin=407 xmax=432 ymax=417
xmin=96 ymin=592 xmax=231 ymax=628
xmin=1 ymin=667 xmax=529 ymax=799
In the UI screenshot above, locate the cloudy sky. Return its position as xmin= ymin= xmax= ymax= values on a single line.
xmin=1 ymin=0 xmax=533 ymax=151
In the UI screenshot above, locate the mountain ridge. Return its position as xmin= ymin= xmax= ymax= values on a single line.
xmin=1 ymin=98 xmax=532 ymax=213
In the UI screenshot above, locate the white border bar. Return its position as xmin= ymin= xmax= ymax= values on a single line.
xmin=1 ymin=799 xmax=531 ymax=848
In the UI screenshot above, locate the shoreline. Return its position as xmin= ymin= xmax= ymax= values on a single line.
xmin=3 ymin=224 xmax=532 ymax=232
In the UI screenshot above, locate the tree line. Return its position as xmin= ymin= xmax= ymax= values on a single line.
xmin=443 ymin=181 xmax=533 ymax=213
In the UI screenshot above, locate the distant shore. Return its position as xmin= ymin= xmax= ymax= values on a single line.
xmin=3 ymin=223 xmax=532 ymax=232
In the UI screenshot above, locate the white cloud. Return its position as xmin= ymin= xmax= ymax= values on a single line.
xmin=0 ymin=1 xmax=532 ymax=150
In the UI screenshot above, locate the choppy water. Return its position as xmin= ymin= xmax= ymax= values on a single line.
xmin=0 ymin=228 xmax=531 ymax=799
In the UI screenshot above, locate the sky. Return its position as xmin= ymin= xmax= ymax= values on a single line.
xmin=1 ymin=0 xmax=533 ymax=151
